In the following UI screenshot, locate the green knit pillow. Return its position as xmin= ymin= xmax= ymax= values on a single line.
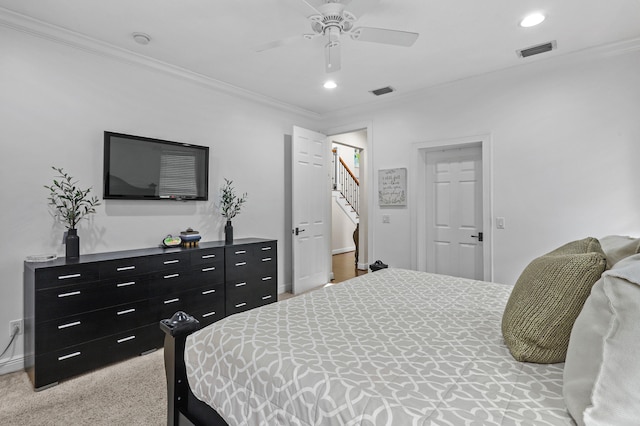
xmin=502 ymin=237 xmax=607 ymax=363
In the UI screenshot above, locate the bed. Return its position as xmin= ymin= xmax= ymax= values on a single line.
xmin=162 ymin=268 xmax=571 ymax=425
xmin=162 ymin=236 xmax=640 ymax=425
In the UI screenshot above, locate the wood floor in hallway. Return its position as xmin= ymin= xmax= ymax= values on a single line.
xmin=332 ymin=250 xmax=367 ymax=283
xmin=278 ymin=251 xmax=367 ymax=300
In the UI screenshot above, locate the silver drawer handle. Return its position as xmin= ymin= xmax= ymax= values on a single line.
xmin=235 ymin=262 xmax=247 ymax=266
xmin=58 ymin=351 xmax=81 ymax=361
xmin=58 ymin=291 xmax=81 ymax=298
xmin=164 ymin=298 xmax=179 ymax=304
xmin=201 ymin=254 xmax=216 ymax=259
xmin=116 ymin=266 xmax=135 ymax=271
xmin=262 ymin=295 xmax=272 ymax=300
xmin=202 ymin=311 xmax=216 ymax=318
xmin=235 ymin=250 xmax=246 ymax=254
xmin=163 ymin=259 xmax=180 ymax=264
xmin=117 ymin=335 xmax=136 ymax=344
xmin=201 ymin=267 xmax=216 ymax=272
xmin=58 ymin=321 xmax=81 ymax=330
xmin=262 ymin=257 xmax=272 ymax=262
xmin=58 ymin=273 xmax=81 ymax=280
xmin=235 ymin=302 xmax=247 ymax=308
xmin=261 ymin=246 xmax=272 ymax=251
xmin=261 ymin=276 xmax=272 ymax=281
xmin=235 ymin=282 xmax=247 ymax=287
xmin=117 ymin=281 xmax=136 ymax=287
xmin=202 ymin=289 xmax=216 ymax=295
xmin=164 ymin=273 xmax=180 ymax=279
xmin=117 ymin=308 xmax=136 ymax=315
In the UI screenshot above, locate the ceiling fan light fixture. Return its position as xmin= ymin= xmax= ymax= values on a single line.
xmin=520 ymin=13 xmax=545 ymax=28
xmin=323 ymin=80 xmax=338 ymax=89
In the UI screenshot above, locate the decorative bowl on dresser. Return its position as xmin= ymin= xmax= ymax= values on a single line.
xmin=23 ymin=237 xmax=277 ymax=390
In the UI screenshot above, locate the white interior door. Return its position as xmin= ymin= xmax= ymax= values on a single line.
xmin=292 ymin=126 xmax=331 ymax=294
xmin=426 ymin=146 xmax=483 ymax=279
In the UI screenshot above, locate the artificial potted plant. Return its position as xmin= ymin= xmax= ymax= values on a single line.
xmin=44 ymin=166 xmax=100 ymax=259
xmin=220 ymin=178 xmax=247 ymax=244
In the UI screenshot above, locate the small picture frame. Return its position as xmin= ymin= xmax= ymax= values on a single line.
xmin=378 ymin=168 xmax=407 ymax=206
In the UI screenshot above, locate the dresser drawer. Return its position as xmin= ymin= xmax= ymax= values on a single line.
xmin=35 ymin=263 xmax=99 ymax=290
xmin=255 ymin=242 xmax=276 ymax=257
xmin=147 ymin=252 xmax=190 ymax=271
xmin=35 ymin=299 xmax=152 ymax=354
xmin=188 ymin=292 xmax=226 ymax=327
xmin=147 ymin=269 xmax=198 ymax=296
xmin=152 ymin=291 xmax=195 ymax=320
xmin=190 ymin=247 xmax=224 ymax=266
xmin=99 ymin=256 xmax=150 ymax=279
xmin=187 ymin=283 xmax=225 ymax=309
xmin=32 ymin=324 xmax=160 ymax=390
xmin=35 ymin=277 xmax=150 ymax=323
xmin=190 ymin=261 xmax=225 ymax=285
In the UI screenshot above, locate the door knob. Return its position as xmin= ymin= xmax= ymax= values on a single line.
xmin=293 ymin=227 xmax=306 ymax=236
xmin=471 ymin=232 xmax=483 ymax=242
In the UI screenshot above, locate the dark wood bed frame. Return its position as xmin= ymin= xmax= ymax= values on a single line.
xmin=160 ymin=312 xmax=229 ymax=426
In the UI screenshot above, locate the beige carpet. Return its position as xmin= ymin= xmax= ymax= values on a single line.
xmin=0 ymin=350 xmax=166 ymax=425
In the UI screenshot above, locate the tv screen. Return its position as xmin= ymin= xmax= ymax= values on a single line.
xmin=103 ymin=132 xmax=209 ymax=200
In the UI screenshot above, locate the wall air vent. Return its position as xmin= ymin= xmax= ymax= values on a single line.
xmin=370 ymin=86 xmax=394 ymax=96
xmin=517 ymin=40 xmax=557 ymax=58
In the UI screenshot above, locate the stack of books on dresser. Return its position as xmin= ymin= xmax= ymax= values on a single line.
xmin=180 ymin=228 xmax=201 ymax=247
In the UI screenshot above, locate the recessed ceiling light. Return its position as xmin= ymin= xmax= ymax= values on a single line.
xmin=132 ymin=32 xmax=151 ymax=45
xmin=323 ymin=80 xmax=337 ymax=89
xmin=520 ymin=13 xmax=545 ymax=27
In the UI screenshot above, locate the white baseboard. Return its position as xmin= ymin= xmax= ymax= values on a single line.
xmin=332 ymin=247 xmax=356 ymax=255
xmin=278 ymin=282 xmax=291 ymax=295
xmin=0 ymin=356 xmax=24 ymax=376
xmin=357 ymin=262 xmax=369 ymax=271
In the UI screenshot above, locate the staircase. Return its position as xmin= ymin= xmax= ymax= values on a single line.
xmin=332 ymin=149 xmax=359 ymax=226
xmin=333 ymin=190 xmax=358 ymax=225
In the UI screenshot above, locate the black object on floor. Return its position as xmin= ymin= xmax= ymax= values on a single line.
xmin=370 ymin=260 xmax=388 ymax=272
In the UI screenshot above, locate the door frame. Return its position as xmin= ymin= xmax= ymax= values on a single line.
xmin=324 ymin=121 xmax=373 ymax=271
xmin=412 ymin=134 xmax=493 ymax=281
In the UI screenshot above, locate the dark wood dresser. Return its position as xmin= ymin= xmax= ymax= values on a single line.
xmin=23 ymin=238 xmax=277 ymax=390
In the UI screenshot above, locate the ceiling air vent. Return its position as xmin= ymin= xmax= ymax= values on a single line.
xmin=370 ymin=86 xmax=394 ymax=96
xmin=517 ymin=40 xmax=557 ymax=58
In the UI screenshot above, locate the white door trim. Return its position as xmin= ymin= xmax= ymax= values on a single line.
xmin=411 ymin=134 xmax=493 ymax=282
xmin=324 ymin=121 xmax=373 ymax=271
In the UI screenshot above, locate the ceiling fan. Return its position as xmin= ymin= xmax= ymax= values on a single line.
xmin=254 ymin=0 xmax=419 ymax=73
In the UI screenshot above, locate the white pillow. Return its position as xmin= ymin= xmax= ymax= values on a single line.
xmin=563 ymin=254 xmax=640 ymax=425
xmin=599 ymin=235 xmax=640 ymax=269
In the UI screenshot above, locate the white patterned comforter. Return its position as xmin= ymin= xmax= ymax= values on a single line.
xmin=185 ymin=268 xmax=572 ymax=425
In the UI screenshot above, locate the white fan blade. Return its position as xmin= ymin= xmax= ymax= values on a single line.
xmin=325 ymin=41 xmax=341 ymax=73
xmin=299 ymin=0 xmax=322 ymax=15
xmin=350 ymin=27 xmax=419 ymax=46
xmin=253 ymin=35 xmax=306 ymax=52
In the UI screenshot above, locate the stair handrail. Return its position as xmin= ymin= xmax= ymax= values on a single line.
xmin=336 ymin=155 xmax=359 ymax=216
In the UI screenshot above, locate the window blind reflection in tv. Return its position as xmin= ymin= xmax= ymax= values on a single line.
xmin=104 ymin=132 xmax=209 ymax=200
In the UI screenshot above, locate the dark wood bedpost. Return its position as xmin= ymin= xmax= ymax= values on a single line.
xmin=160 ymin=311 xmax=201 ymax=426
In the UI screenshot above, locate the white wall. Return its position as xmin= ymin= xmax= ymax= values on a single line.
xmin=0 ymin=25 xmax=317 ymax=372
xmin=331 ymin=198 xmax=356 ymax=254
xmin=321 ymin=48 xmax=640 ymax=285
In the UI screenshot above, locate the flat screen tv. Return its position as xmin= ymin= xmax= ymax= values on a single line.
xmin=103 ymin=132 xmax=209 ymax=201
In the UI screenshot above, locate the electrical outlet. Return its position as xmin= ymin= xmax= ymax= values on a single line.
xmin=10 ymin=319 xmax=23 ymax=335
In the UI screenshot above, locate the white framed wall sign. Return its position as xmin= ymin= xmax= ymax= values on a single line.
xmin=378 ymin=168 xmax=407 ymax=206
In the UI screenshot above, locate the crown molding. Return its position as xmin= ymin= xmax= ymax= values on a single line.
xmin=0 ymin=7 xmax=321 ymax=119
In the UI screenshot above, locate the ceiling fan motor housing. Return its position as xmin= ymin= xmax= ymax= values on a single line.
xmin=310 ymin=3 xmax=356 ymax=36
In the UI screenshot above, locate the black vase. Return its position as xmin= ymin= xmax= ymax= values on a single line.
xmin=66 ymin=228 xmax=80 ymax=259
xmin=225 ymin=220 xmax=233 ymax=245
